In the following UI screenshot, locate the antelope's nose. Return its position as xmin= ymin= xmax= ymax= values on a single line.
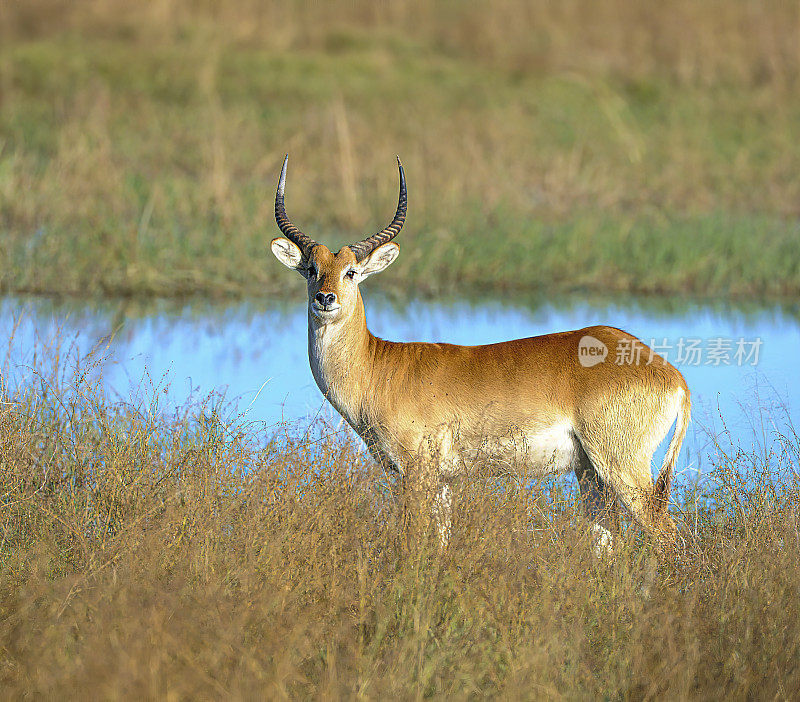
xmin=315 ymin=292 xmax=337 ymax=308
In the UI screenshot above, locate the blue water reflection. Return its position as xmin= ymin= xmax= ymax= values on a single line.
xmin=1 ymin=294 xmax=797 ymax=478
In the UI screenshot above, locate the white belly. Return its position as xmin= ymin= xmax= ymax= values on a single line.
xmin=445 ymin=421 xmax=581 ymax=478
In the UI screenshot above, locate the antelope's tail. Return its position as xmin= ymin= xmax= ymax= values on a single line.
xmin=653 ymin=386 xmax=691 ymax=516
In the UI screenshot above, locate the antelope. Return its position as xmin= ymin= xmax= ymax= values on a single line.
xmin=270 ymin=156 xmax=690 ymax=553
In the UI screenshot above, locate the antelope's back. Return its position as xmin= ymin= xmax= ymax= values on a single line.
xmin=366 ymin=325 xmax=687 ymax=437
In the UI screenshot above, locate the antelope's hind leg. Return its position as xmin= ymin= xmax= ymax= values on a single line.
xmin=579 ymin=441 xmax=678 ymax=553
xmin=575 ymin=442 xmax=620 ymax=555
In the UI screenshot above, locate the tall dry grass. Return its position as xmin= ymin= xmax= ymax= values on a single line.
xmin=1 ymin=332 xmax=799 ymax=698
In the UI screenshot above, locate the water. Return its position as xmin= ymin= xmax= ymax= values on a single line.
xmin=2 ymin=293 xmax=798 ymax=478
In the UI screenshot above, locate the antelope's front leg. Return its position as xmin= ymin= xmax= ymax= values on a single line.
xmin=401 ymin=467 xmax=454 ymax=551
xmin=433 ymin=478 xmax=454 ymax=549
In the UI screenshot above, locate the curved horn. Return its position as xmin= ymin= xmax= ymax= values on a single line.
xmin=348 ymin=157 xmax=406 ymax=262
xmin=274 ymin=155 xmax=318 ymax=255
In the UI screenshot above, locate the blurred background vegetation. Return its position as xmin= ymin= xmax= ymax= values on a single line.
xmin=1 ymin=0 xmax=799 ymax=299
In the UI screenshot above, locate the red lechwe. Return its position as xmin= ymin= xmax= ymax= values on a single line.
xmin=270 ymin=156 xmax=690 ymax=553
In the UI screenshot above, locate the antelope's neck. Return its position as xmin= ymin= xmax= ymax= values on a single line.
xmin=307 ymin=295 xmax=374 ymax=427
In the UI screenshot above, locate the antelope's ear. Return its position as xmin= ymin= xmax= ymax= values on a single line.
xmin=358 ymin=243 xmax=400 ymax=279
xmin=271 ymin=237 xmax=304 ymax=272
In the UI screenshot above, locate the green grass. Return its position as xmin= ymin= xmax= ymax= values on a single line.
xmin=1 ymin=1 xmax=800 ymax=299
xmin=1 ymin=335 xmax=799 ymax=697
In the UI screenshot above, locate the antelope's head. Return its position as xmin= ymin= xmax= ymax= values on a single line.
xmin=270 ymin=156 xmax=405 ymax=325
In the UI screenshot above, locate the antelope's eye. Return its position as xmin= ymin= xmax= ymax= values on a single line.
xmin=345 ymin=270 xmax=356 ymax=280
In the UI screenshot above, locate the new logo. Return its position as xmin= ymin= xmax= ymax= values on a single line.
xmin=578 ymin=335 xmax=608 ymax=367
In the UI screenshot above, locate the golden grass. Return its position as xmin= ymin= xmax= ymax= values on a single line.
xmin=1 ymin=336 xmax=799 ymax=698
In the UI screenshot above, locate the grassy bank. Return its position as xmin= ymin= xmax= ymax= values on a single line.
xmin=1 ymin=342 xmax=800 ymax=697
xmin=1 ymin=1 xmax=800 ymax=299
